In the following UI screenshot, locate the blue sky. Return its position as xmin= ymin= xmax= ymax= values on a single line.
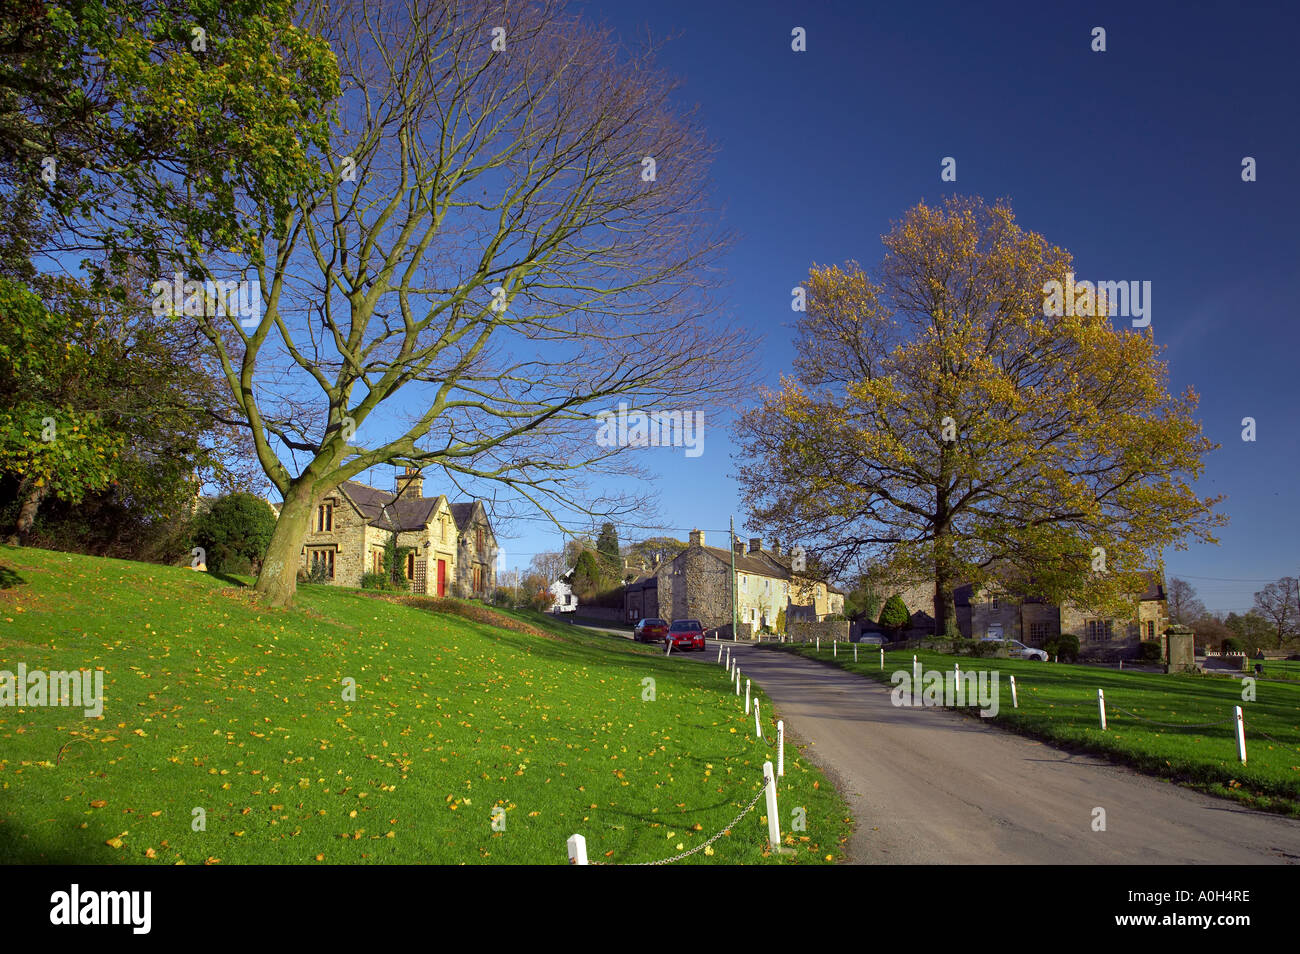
xmin=434 ymin=1 xmax=1300 ymax=612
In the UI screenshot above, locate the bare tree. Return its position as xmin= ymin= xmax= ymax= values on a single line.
xmin=177 ymin=0 xmax=746 ymax=604
xmin=1253 ymin=577 xmax=1299 ymax=647
xmin=1166 ymin=577 xmax=1207 ymax=625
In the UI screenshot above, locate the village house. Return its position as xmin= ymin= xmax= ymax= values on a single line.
xmin=287 ymin=467 xmax=498 ymax=597
xmin=624 ymin=530 xmax=845 ymax=636
xmin=880 ymin=573 xmax=1168 ymax=660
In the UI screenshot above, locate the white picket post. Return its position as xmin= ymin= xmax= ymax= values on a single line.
xmin=954 ymin=663 xmax=962 ymax=706
xmin=745 ymin=679 xmax=751 ymax=714
xmin=763 ymin=762 xmax=781 ymax=849
xmin=854 ymin=644 xmax=858 ymax=663
xmin=754 ymin=700 xmax=762 ymax=738
xmin=834 ymin=641 xmax=837 ymax=658
xmin=880 ymin=647 xmax=884 ymax=670
xmin=567 ymin=833 xmax=588 ymax=865
xmin=777 ymin=720 xmax=785 ymax=776
xmin=816 ymin=637 xmax=820 ymax=652
xmin=1235 ymin=706 xmax=1247 ymax=764
xmin=1097 ymin=689 xmax=1107 ymax=730
xmin=735 ymin=669 xmax=741 ymax=696
xmin=1010 ymin=674 xmax=1018 ymax=709
xmin=717 ymin=644 xmax=722 ymax=664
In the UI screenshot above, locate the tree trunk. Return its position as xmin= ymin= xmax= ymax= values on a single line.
xmin=254 ymin=482 xmax=314 ymax=607
xmin=4 ymin=478 xmax=49 ymax=546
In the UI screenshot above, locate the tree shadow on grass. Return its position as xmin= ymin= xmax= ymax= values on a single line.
xmin=0 ymin=564 xmax=26 ymax=589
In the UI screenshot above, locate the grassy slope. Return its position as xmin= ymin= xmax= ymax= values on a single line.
xmin=0 ymin=547 xmax=849 ymax=864
xmin=764 ymin=643 xmax=1300 ymax=816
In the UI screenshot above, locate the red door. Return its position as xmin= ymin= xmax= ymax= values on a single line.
xmin=437 ymin=559 xmax=447 ymax=596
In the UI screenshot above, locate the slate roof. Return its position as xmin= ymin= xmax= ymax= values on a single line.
xmin=448 ymin=502 xmax=476 ymax=530
xmin=335 ymin=480 xmax=446 ymax=532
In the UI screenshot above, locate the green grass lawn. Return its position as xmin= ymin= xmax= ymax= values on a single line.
xmin=0 ymin=546 xmax=850 ymax=864
xmin=766 ymin=642 xmax=1300 ymax=816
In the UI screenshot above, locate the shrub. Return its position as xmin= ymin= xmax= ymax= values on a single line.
xmin=879 ymin=594 xmax=910 ymax=633
xmin=1138 ymin=640 xmax=1163 ymax=662
xmin=191 ymin=493 xmax=276 ymax=574
xmin=361 ymin=572 xmax=390 ymax=590
xmin=305 ymin=560 xmax=331 ymax=585
xmin=970 ymin=639 xmax=1004 ymax=658
xmin=1222 ymin=636 xmax=1244 ymax=653
xmin=1044 ymin=633 xmax=1080 ymax=662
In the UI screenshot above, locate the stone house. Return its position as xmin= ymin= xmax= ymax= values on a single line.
xmin=289 ymin=467 xmax=497 ymax=597
xmin=624 ymin=530 xmax=845 ymax=636
xmin=880 ymin=573 xmax=1167 ymax=660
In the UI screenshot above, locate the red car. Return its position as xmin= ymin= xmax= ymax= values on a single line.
xmin=633 ymin=618 xmax=668 ymax=643
xmin=665 ymin=619 xmax=706 ymax=652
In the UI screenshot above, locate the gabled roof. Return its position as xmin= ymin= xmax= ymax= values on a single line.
xmin=449 ymin=501 xmax=477 ymax=530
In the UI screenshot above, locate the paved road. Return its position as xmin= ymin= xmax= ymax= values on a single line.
xmin=711 ymin=642 xmax=1300 ymax=865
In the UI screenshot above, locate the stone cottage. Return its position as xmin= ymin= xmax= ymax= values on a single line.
xmin=290 ymin=467 xmax=497 ymax=597
xmin=624 ymin=530 xmax=845 ymax=636
xmin=879 ymin=572 xmax=1167 ymax=659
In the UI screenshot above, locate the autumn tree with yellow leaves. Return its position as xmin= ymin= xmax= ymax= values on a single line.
xmin=735 ymin=197 xmax=1224 ymax=637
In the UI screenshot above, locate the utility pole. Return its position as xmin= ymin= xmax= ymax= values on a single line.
xmin=730 ymin=515 xmax=737 ymax=642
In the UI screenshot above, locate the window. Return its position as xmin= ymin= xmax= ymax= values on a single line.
xmin=440 ymin=518 xmax=447 ymax=543
xmin=371 ymin=550 xmax=383 ymax=574
xmin=308 ymin=548 xmax=335 ymax=580
xmin=740 ymin=575 xmax=747 ymax=592
xmin=316 ymin=502 xmax=334 ymax=532
xmin=476 ymin=527 xmax=484 ymax=551
xmin=472 ymin=565 xmax=485 ymax=592
xmin=1086 ymin=619 xmax=1114 ymax=642
xmin=990 ymin=596 xmax=999 ymax=609
xmin=1029 ymin=622 xmax=1049 ymax=643
xmin=1144 ymin=621 xmax=1155 ymax=639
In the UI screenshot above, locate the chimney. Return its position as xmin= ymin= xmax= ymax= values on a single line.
xmin=748 ymin=537 xmax=762 ymax=555
xmin=732 ymin=536 xmax=745 ymax=557
xmin=688 ymin=529 xmax=704 ymax=548
xmin=396 ymin=466 xmax=423 ymax=500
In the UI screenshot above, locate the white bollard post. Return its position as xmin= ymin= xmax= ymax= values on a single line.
xmin=1010 ymin=674 xmax=1018 ymax=709
xmin=735 ymin=669 xmax=741 ymax=695
xmin=717 ymin=644 xmax=722 ymax=664
xmin=777 ymin=720 xmax=785 ymax=776
xmin=880 ymin=647 xmax=884 ymax=670
xmin=755 ymin=700 xmax=762 ymax=738
xmin=745 ymin=679 xmax=751 ymax=714
xmin=1097 ymin=688 xmax=1107 ymax=730
xmin=816 ymin=637 xmax=820 ymax=652
xmin=567 ymin=833 xmax=588 ymax=865
xmin=954 ymin=662 xmax=962 ymax=706
xmin=854 ymin=644 xmax=858 ymax=663
xmin=1235 ymin=706 xmax=1247 ymax=764
xmin=913 ymin=654 xmax=921 ymax=706
xmin=763 ymin=762 xmax=781 ymax=849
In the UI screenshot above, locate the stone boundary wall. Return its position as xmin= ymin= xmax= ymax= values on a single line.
xmin=788 ymin=620 xmax=851 ymax=643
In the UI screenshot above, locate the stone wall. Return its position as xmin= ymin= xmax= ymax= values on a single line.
xmin=788 ymin=619 xmax=851 ymax=643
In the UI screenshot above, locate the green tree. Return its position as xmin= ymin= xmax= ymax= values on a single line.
xmin=596 ymin=522 xmax=621 ymax=574
xmin=1225 ymin=611 xmax=1274 ymax=655
xmin=843 ymin=576 xmax=882 ymax=622
xmin=879 ymin=594 xmax=911 ymax=634
xmin=0 ymin=0 xmax=338 ymax=292
xmin=571 ymin=549 xmax=608 ymax=601
xmin=192 ymin=492 xmax=275 ymax=573
xmin=735 ymin=197 xmax=1224 ymax=636
xmin=0 ymin=278 xmax=123 ymax=544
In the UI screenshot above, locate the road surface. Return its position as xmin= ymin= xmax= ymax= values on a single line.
xmin=711 ymin=641 xmax=1300 ymax=865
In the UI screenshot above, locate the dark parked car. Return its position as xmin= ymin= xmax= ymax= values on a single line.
xmin=665 ymin=619 xmax=706 ymax=652
xmin=633 ymin=618 xmax=668 ymax=643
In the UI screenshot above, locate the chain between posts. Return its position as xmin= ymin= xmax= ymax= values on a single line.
xmin=590 ymin=776 xmax=773 ymax=866
xmin=1109 ymin=705 xmax=1236 ymax=729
